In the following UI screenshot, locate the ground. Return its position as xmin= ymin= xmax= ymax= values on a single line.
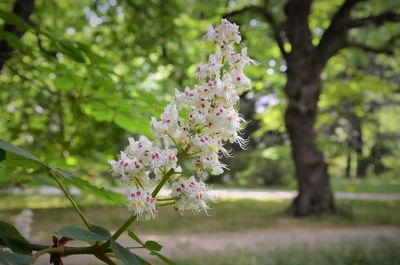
xmin=1 ymin=186 xmax=399 ymax=264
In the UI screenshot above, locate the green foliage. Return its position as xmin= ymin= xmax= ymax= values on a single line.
xmin=144 ymin=240 xmax=162 ymax=252
xmin=0 ymin=140 xmax=125 ymax=204
xmin=0 ymin=250 xmax=33 ymax=265
xmin=128 ymin=230 xmax=176 ymax=265
xmin=0 ymin=0 xmax=399 ymax=188
xmin=110 ymin=240 xmax=145 ymax=265
xmin=0 ymin=221 xmax=31 ymax=255
xmin=56 ymin=226 xmax=109 ymax=242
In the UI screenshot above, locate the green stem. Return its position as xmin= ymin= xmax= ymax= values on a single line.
xmin=220 ymin=56 xmax=225 ymax=77
xmin=157 ymin=197 xmax=178 ymax=201
xmin=111 ymin=214 xmax=137 ymax=240
xmin=110 ymin=144 xmax=188 ymax=241
xmin=151 ymin=169 xmax=174 ymax=198
xmin=48 ymin=167 xmax=90 ymax=230
xmin=158 ymin=201 xmax=176 ymax=207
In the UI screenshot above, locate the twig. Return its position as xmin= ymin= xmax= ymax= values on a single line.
xmin=47 ymin=167 xmax=91 ymax=229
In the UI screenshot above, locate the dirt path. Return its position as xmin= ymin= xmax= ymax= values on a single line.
xmin=11 ymin=187 xmax=400 ymax=201
xmin=35 ymin=226 xmax=400 ymax=264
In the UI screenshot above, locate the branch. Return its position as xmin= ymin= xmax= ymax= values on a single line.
xmin=349 ymin=10 xmax=400 ymax=28
xmin=284 ymin=0 xmax=314 ymax=55
xmin=0 ymin=0 xmax=35 ymax=72
xmin=345 ymin=42 xmax=394 ymax=55
xmin=224 ymin=3 xmax=288 ymax=58
xmin=317 ymin=0 xmax=365 ymax=63
xmin=345 ymin=32 xmax=400 ymax=55
xmin=48 ymin=167 xmax=91 ymax=230
xmin=261 ymin=1 xmax=288 ymax=58
xmin=223 ymin=4 xmax=261 ymax=18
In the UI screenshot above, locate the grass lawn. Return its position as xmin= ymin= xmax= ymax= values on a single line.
xmin=177 ymin=239 xmax=400 ymax=265
xmin=0 ymin=194 xmax=399 ymax=241
xmin=216 ymin=178 xmax=400 ymax=194
xmin=331 ymin=178 xmax=400 ymax=194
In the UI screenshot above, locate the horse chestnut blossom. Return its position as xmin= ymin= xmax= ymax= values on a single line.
xmin=109 ymin=18 xmax=256 ymax=219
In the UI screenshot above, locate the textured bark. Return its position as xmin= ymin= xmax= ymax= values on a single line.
xmin=284 ymin=0 xmax=335 ymax=216
xmin=284 ymin=56 xmax=335 ymax=216
xmin=0 ymin=0 xmax=35 ymax=72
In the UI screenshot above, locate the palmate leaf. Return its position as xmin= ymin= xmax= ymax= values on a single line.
xmin=56 ymin=226 xmax=108 ymax=242
xmin=89 ymin=224 xmax=111 ymax=239
xmin=0 ymin=222 xmax=31 ymax=255
xmin=0 ymin=148 xmax=5 ymax=162
xmin=0 ymin=250 xmax=33 ymax=265
xmin=144 ymin=240 xmax=162 ymax=252
xmin=110 ymin=240 xmax=148 ymax=265
xmin=150 ymin=252 xmax=176 ymax=265
xmin=61 ymin=175 xmax=126 ymax=205
xmin=128 ymin=230 xmax=176 ymax=265
xmin=0 ymin=141 xmax=43 ymax=165
xmin=0 ymin=141 xmax=125 ymax=205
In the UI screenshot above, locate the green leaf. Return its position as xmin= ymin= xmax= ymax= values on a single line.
xmin=54 ymin=76 xmax=74 ymax=91
xmin=0 ymin=148 xmax=6 ymax=162
xmin=127 ymin=231 xmax=174 ymax=264
xmin=62 ymin=176 xmax=126 ymax=205
xmin=0 ymin=141 xmax=43 ymax=165
xmin=0 ymin=10 xmax=32 ymax=31
xmin=0 ymin=250 xmax=33 ymax=265
xmin=57 ymin=40 xmax=86 ymax=63
xmin=0 ymin=222 xmax=31 ymax=255
xmin=144 ymin=240 xmax=162 ymax=252
xmin=110 ymin=240 xmax=147 ymax=265
xmin=127 ymin=230 xmax=143 ymax=245
xmin=151 ymin=252 xmax=176 ymax=265
xmin=89 ymin=224 xmax=111 ymax=239
xmin=57 ymin=226 xmax=108 ymax=242
xmin=0 ymin=31 xmax=24 ymax=49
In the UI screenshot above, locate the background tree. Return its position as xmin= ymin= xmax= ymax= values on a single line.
xmin=226 ymin=0 xmax=400 ymax=215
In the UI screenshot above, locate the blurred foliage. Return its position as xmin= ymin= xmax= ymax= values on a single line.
xmin=0 ymin=0 xmax=399 ymax=188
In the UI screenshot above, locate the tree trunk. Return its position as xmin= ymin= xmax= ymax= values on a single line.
xmin=345 ymin=137 xmax=352 ymax=179
xmin=284 ymin=56 xmax=335 ymax=216
xmin=354 ymin=119 xmax=366 ymax=178
xmin=0 ymin=0 xmax=35 ymax=72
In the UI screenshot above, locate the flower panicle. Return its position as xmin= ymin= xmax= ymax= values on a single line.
xmin=109 ymin=19 xmax=255 ymax=219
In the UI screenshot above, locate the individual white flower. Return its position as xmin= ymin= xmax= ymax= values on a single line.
xmin=151 ymin=103 xmax=190 ymax=146
xmin=126 ymin=136 xmax=153 ymax=165
xmin=214 ymin=75 xmax=240 ymax=106
xmin=193 ymin=154 xmax=227 ymax=176
xmin=204 ymin=19 xmax=241 ymax=45
xmin=191 ymin=134 xmax=224 ymax=156
xmin=196 ymin=63 xmax=209 ymax=80
xmin=170 ymin=176 xmax=215 ymax=213
xmin=109 ymin=151 xmax=147 ymax=183
xmin=239 ymin=47 xmax=258 ymax=67
xmin=128 ymin=188 xmax=157 ymax=219
xmin=15 ymin=209 xmax=33 ymax=240
xmin=230 ymin=69 xmax=252 ymax=94
xmin=175 ymin=87 xmax=195 ymax=107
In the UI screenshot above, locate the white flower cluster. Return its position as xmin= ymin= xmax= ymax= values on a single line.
xmin=109 ymin=19 xmax=255 ymax=219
